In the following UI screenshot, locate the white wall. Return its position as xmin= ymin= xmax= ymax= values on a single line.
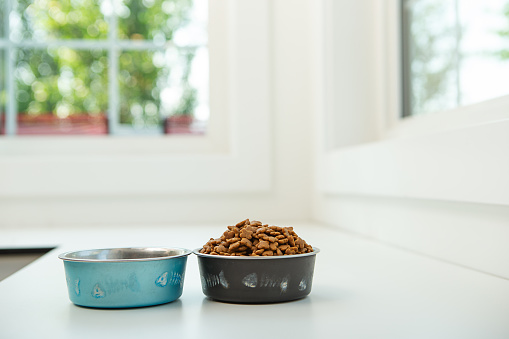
xmin=0 ymin=0 xmax=314 ymax=228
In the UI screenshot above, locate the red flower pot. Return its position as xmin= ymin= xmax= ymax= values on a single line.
xmin=1 ymin=113 xmax=108 ymax=135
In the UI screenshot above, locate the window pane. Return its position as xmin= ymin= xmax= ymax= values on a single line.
xmin=118 ymin=50 xmax=163 ymax=130
xmin=402 ymin=0 xmax=509 ymax=116
xmin=459 ymin=1 xmax=509 ymax=106
xmin=118 ymin=47 xmax=207 ymax=134
xmin=13 ymin=0 xmax=109 ymax=41
xmin=15 ymin=48 xmax=108 ymax=135
xmin=403 ymin=1 xmax=458 ymax=115
xmin=117 ymin=0 xmax=206 ymax=44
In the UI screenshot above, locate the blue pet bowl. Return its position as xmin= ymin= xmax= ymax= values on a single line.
xmin=59 ymin=247 xmax=191 ymax=308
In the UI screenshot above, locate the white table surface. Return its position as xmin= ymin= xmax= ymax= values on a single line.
xmin=1 ymin=223 xmax=508 ymax=339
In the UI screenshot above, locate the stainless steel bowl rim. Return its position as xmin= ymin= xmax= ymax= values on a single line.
xmin=58 ymin=247 xmax=192 ymax=262
xmin=193 ymin=246 xmax=320 ymax=259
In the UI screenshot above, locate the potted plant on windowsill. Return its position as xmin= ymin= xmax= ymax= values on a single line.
xmin=1 ymin=112 xmax=108 ymax=135
xmin=164 ymin=86 xmax=198 ymax=134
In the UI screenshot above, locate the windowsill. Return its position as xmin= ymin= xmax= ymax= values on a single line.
xmin=319 ymin=116 xmax=509 ymax=206
xmin=0 ymin=133 xmax=229 ymax=157
xmin=385 ymin=95 xmax=509 ymax=140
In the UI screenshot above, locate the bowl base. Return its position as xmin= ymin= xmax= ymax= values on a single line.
xmin=205 ymin=295 xmax=309 ymax=305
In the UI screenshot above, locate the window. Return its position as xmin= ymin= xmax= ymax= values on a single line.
xmin=401 ymin=0 xmax=509 ymax=117
xmin=0 ymin=1 xmax=272 ymax=197
xmin=316 ymin=0 xmax=509 ymax=206
xmin=315 ymin=0 xmax=509 ymax=279
xmin=0 ymin=0 xmax=208 ymax=136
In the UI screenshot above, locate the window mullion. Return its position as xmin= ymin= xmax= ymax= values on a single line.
xmin=12 ymin=39 xmax=187 ymax=51
xmin=4 ymin=0 xmax=16 ymax=136
xmin=108 ymin=4 xmax=119 ymax=135
xmin=453 ymin=0 xmax=462 ymax=107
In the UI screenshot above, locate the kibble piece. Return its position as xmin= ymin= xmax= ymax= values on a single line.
xmin=227 ymin=226 xmax=239 ymax=233
xmin=215 ymin=244 xmax=227 ymax=253
xmin=285 ymin=247 xmax=296 ymax=255
xmin=254 ymin=248 xmax=264 ymax=255
xmin=236 ymin=219 xmax=250 ymax=227
xmin=288 ymin=235 xmax=295 ymax=247
xmin=246 ymin=226 xmax=258 ymax=233
xmin=240 ymin=228 xmax=254 ymax=239
xmin=295 ymin=238 xmax=305 ymax=249
xmin=256 ymin=227 xmax=268 ymax=235
xmin=229 ymin=241 xmax=241 ymax=252
xmin=257 ymin=240 xmax=270 ymax=250
xmin=262 ymin=250 xmax=274 ymax=256
xmin=227 ymin=237 xmax=240 ymax=244
xmin=240 ymin=238 xmax=253 ymax=248
xmin=269 ymin=242 xmax=278 ymax=251
xmin=279 ymin=244 xmax=290 ymax=251
xmin=224 ymin=230 xmax=235 ymax=239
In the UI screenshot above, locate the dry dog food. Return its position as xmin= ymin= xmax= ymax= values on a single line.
xmin=200 ymin=219 xmax=313 ymax=256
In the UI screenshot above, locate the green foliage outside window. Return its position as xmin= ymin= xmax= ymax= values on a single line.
xmin=16 ymin=48 xmax=109 ymax=117
xmin=118 ymin=0 xmax=193 ymax=40
xmin=17 ymin=0 xmax=109 ymax=40
xmin=9 ymin=0 xmax=198 ymax=128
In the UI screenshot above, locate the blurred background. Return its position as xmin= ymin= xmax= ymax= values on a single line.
xmin=0 ymin=0 xmax=508 ymax=281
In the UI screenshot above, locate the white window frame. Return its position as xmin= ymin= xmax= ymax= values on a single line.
xmin=0 ymin=0 xmax=273 ymax=197
xmin=315 ymin=0 xmax=509 ymax=206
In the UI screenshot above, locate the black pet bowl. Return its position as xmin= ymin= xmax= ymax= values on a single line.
xmin=193 ymin=248 xmax=319 ymax=303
